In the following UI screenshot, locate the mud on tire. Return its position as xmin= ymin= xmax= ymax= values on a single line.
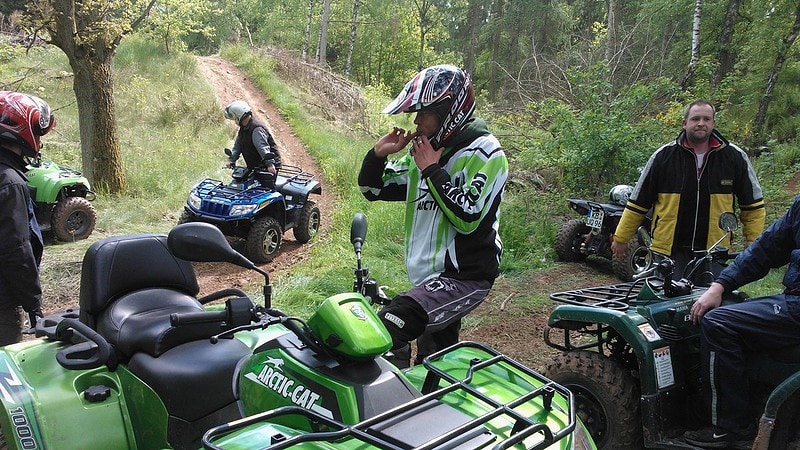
xmin=246 ymin=216 xmax=282 ymax=263
xmin=554 ymin=219 xmax=589 ymax=262
xmin=544 ymin=350 xmax=642 ymax=450
xmin=611 ymin=236 xmax=650 ymax=281
xmin=52 ymin=196 xmax=97 ymax=241
xmin=293 ymin=200 xmax=320 ymax=244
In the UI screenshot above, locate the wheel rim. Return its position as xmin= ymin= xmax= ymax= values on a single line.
xmin=66 ymin=211 xmax=89 ymax=235
xmin=567 ymin=384 xmax=609 ymax=445
xmin=630 ymin=246 xmax=651 ymax=274
xmin=262 ymin=228 xmax=280 ymax=255
xmin=308 ymin=211 xmax=320 ymax=237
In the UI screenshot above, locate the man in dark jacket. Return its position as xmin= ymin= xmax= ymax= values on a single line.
xmin=684 ymin=195 xmax=800 ymax=448
xmin=223 ymin=100 xmax=281 ymax=184
xmin=0 ymin=91 xmax=51 ymax=345
xmin=612 ymin=100 xmax=765 ymax=279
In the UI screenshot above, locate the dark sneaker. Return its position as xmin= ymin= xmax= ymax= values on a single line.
xmin=684 ymin=426 xmax=754 ymax=449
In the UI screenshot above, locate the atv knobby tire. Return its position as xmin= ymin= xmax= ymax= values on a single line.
xmin=293 ymin=200 xmax=320 ymax=244
xmin=554 ymin=219 xmax=589 ymax=262
xmin=246 ymin=216 xmax=283 ymax=263
xmin=611 ymin=236 xmax=650 ymax=281
xmin=52 ymin=196 xmax=97 ymax=241
xmin=177 ymin=210 xmax=194 ymax=225
xmin=544 ymin=351 xmax=642 ymax=450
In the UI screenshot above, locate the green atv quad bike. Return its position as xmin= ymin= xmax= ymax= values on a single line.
xmin=26 ymin=154 xmax=97 ymax=242
xmin=0 ymin=213 xmax=596 ymax=450
xmin=543 ymin=213 xmax=800 ymax=450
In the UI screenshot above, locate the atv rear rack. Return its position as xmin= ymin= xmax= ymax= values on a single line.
xmin=202 ymin=341 xmax=578 ymax=450
xmin=549 ymin=281 xmax=642 ymax=311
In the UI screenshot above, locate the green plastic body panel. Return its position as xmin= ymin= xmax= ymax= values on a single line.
xmin=25 ymin=158 xmax=92 ymax=203
xmin=306 ymin=293 xmax=391 ymax=359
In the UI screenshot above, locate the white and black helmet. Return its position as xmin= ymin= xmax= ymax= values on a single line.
xmin=224 ymin=100 xmax=252 ymax=126
xmin=609 ymin=185 xmax=634 ymax=206
xmin=382 ymin=64 xmax=475 ymax=149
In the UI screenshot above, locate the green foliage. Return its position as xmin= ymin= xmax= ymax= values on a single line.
xmin=496 ymin=65 xmax=676 ymax=197
xmin=138 ymin=0 xmax=220 ymax=54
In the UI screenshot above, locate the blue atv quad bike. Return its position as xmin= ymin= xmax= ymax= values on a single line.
xmin=180 ymin=155 xmax=322 ymax=264
xmin=0 ymin=215 xmax=596 ymax=450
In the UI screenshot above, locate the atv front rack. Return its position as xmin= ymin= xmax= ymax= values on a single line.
xmin=202 ymin=341 xmax=578 ymax=450
xmin=549 ymin=281 xmax=641 ymax=311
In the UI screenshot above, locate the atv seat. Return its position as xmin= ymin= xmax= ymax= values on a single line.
xmin=79 ymin=234 xmax=223 ymax=360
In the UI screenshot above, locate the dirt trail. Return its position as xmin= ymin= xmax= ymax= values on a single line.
xmin=192 ymin=55 xmax=620 ymax=370
xmin=192 ymin=56 xmax=336 ymax=294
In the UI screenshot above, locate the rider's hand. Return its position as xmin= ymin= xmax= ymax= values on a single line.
xmin=411 ymin=135 xmax=440 ymax=171
xmin=374 ymin=127 xmax=415 ymax=158
xmin=226 ymin=160 xmax=235 ymax=169
xmin=610 ymin=239 xmax=625 ymax=257
xmin=690 ymin=282 xmax=724 ymax=324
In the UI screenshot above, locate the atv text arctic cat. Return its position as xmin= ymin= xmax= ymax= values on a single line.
xmin=180 ymin=150 xmax=321 ymax=263
xmin=543 ymin=213 xmax=800 ymax=449
xmin=26 ymin=154 xmax=97 ymax=242
xmin=555 ymin=185 xmax=652 ymax=282
xmin=0 ymin=215 xmax=595 ymax=449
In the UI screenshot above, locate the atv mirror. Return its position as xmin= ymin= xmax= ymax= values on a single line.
xmin=718 ymin=212 xmax=739 ymax=233
xmin=636 ymin=226 xmax=652 ymax=248
xmin=351 ymin=212 xmax=367 ymax=253
xmin=224 ymin=147 xmax=232 ymax=157
xmin=168 ymin=222 xmax=256 ymax=270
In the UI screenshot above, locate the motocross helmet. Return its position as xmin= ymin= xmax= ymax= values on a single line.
xmin=609 ymin=184 xmax=634 ymax=206
xmin=224 ymin=100 xmax=252 ymax=126
xmin=0 ymin=91 xmax=54 ymax=158
xmin=382 ymin=64 xmax=475 ymax=149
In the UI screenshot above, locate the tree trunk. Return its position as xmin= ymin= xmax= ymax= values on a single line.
xmin=464 ymin=0 xmax=481 ymax=75
xmin=606 ymin=0 xmax=618 ymax=64
xmin=70 ymin=57 xmax=127 ymax=192
xmin=488 ymin=0 xmax=504 ymax=101
xmin=753 ymin=1 xmax=800 ymax=139
xmin=712 ymin=0 xmax=741 ymax=90
xmin=346 ymin=0 xmax=360 ymax=77
xmin=681 ymin=0 xmax=702 ymax=90
xmin=316 ymin=0 xmax=331 ymax=65
xmin=414 ymin=0 xmax=432 ymax=70
xmin=303 ymin=0 xmax=314 ymax=60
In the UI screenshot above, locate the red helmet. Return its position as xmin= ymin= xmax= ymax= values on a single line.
xmin=0 ymin=91 xmax=55 ymax=157
xmin=382 ymin=64 xmax=475 ymax=148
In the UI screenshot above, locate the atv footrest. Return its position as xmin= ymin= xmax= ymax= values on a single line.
xmin=549 ymin=282 xmax=641 ymax=310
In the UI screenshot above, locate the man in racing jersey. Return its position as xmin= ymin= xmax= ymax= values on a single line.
xmin=358 ymin=64 xmax=508 ymax=369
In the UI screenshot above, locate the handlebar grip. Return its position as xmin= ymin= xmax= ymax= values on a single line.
xmin=170 ymin=310 xmax=228 ymax=326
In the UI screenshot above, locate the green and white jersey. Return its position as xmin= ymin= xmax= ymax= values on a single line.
xmin=359 ymin=118 xmax=508 ymax=285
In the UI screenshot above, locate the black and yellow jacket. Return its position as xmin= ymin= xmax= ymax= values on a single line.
xmin=613 ymin=129 xmax=765 ymax=256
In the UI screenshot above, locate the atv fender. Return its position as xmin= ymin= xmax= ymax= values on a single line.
xmin=0 ymin=341 xmax=144 ymax=450
xmin=547 ymin=304 xmax=670 ymax=396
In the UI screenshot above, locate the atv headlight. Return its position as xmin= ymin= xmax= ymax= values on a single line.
xmin=188 ymin=192 xmax=202 ymax=210
xmin=230 ymin=204 xmax=258 ymax=216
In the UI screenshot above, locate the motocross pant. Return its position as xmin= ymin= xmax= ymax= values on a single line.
xmin=699 ymin=293 xmax=800 ymax=433
xmin=378 ymin=277 xmax=491 ymax=369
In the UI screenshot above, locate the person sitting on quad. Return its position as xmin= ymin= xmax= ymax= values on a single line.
xmin=223 ymin=100 xmax=282 ymax=188
xmin=685 ymin=196 xmax=800 ymax=449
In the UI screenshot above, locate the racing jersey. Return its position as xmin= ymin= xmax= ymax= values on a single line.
xmin=358 ymin=118 xmax=508 ymax=285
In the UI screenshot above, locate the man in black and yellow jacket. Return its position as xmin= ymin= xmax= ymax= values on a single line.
xmin=612 ymin=100 xmax=765 ymax=278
